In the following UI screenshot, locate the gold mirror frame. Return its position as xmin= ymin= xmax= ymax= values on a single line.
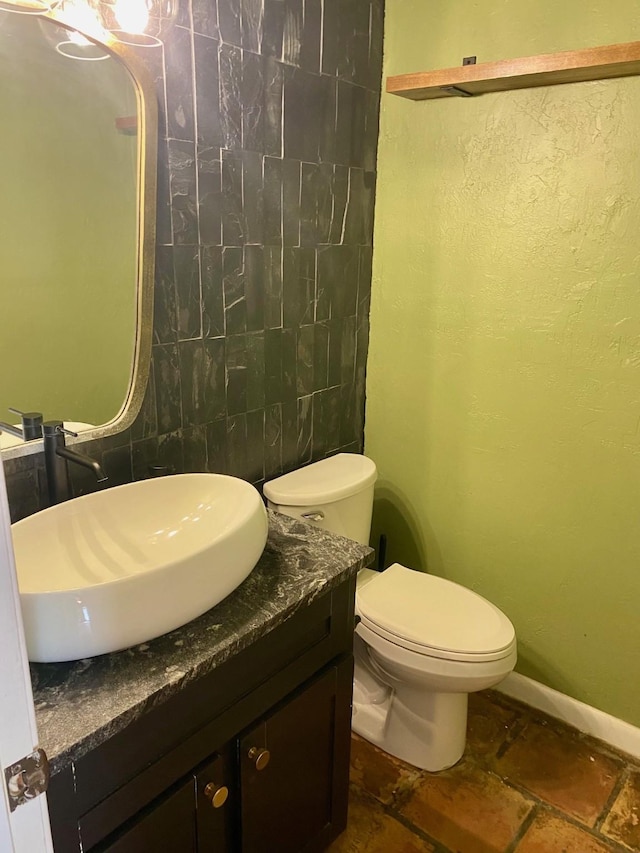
xmin=2 ymin=17 xmax=157 ymax=460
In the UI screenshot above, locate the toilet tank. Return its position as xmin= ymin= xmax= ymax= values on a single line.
xmin=263 ymin=454 xmax=377 ymax=546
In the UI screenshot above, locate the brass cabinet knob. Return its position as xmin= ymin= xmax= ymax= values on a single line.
xmin=248 ymin=746 xmax=270 ymax=771
xmin=203 ymin=782 xmax=229 ymax=808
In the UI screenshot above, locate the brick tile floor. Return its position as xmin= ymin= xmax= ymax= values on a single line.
xmin=328 ymin=690 xmax=640 ymax=853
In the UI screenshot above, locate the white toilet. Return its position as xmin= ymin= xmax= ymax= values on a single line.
xmin=263 ymin=453 xmax=517 ymax=772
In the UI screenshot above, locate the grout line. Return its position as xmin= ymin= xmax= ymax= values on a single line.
xmin=503 ymin=803 xmax=539 ymax=853
xmin=494 ymin=715 xmax=530 ymax=760
xmin=535 ymin=803 xmax=633 ymax=853
xmin=387 ymin=773 xmax=422 ymax=812
xmin=376 ymin=795 xmax=455 ymax=853
xmin=495 ymin=775 xmax=633 ymax=853
xmin=593 ymin=765 xmax=628 ymax=834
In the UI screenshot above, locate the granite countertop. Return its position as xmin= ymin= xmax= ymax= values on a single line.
xmin=31 ymin=511 xmax=374 ymax=775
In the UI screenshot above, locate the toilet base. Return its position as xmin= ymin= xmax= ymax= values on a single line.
xmin=352 ymin=684 xmax=468 ymax=772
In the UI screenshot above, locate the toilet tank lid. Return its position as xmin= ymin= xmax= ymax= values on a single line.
xmin=263 ymin=453 xmax=377 ymax=506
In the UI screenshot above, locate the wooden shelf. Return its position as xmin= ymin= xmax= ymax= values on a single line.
xmin=387 ymin=41 xmax=640 ymax=101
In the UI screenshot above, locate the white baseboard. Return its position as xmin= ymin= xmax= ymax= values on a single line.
xmin=497 ymin=672 xmax=640 ymax=761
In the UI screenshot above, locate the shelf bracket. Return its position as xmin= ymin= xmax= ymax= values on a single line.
xmin=439 ymin=85 xmax=474 ymax=97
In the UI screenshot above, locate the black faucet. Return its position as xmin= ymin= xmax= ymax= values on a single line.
xmin=43 ymin=420 xmax=108 ymax=504
xmin=0 ymin=407 xmax=44 ymax=442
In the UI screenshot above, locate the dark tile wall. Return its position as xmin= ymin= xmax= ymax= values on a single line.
xmin=4 ymin=0 xmax=384 ymax=521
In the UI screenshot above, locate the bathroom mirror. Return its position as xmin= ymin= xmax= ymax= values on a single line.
xmin=0 ymin=11 xmax=156 ymax=456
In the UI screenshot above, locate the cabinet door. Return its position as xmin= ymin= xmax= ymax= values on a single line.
xmin=239 ymin=658 xmax=352 ymax=853
xmin=94 ymin=752 xmax=234 ymax=853
xmin=97 ymin=778 xmax=197 ymax=853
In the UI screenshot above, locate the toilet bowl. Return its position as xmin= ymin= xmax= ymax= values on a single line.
xmin=263 ymin=454 xmax=517 ymax=772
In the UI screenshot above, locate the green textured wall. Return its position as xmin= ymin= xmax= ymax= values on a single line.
xmin=367 ymin=0 xmax=640 ymax=725
xmin=0 ymin=16 xmax=137 ymax=427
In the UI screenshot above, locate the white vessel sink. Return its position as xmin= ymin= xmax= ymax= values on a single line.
xmin=12 ymin=474 xmax=269 ymax=663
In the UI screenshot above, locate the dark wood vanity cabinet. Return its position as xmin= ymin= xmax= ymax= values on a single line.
xmin=47 ymin=577 xmax=355 ymax=853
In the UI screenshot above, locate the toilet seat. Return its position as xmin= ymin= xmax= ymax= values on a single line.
xmin=356 ymin=563 xmax=516 ymax=663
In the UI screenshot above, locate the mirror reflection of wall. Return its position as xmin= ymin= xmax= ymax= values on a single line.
xmin=0 ymin=13 xmax=138 ymax=435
